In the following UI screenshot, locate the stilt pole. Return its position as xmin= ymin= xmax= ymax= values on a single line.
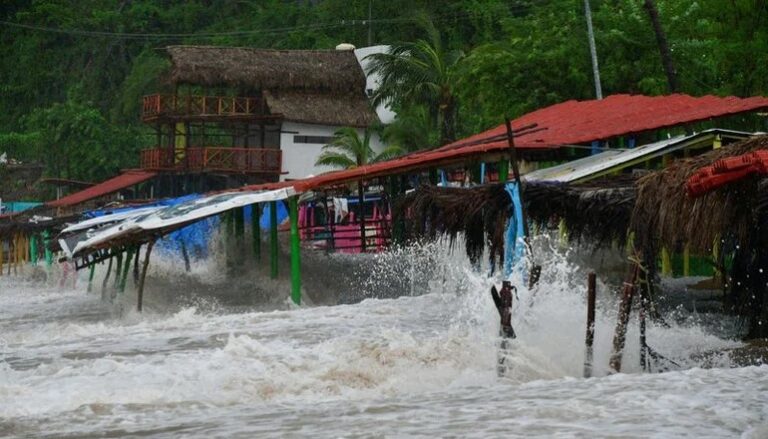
xmin=101 ymin=255 xmax=113 ymax=300
xmin=269 ymin=201 xmax=278 ymax=279
xmin=113 ymin=251 xmax=123 ymax=291
xmin=609 ymin=263 xmax=640 ymax=372
xmin=137 ymin=240 xmax=155 ymax=312
xmin=133 ymin=245 xmax=141 ymax=285
xmin=119 ymin=246 xmax=135 ymax=293
xmin=43 ymin=229 xmax=52 ymax=268
xmin=87 ymin=263 xmax=96 ymax=293
xmin=584 ymin=272 xmax=597 ymax=378
xmin=180 ymin=240 xmax=191 ymax=272
xmin=358 ymin=180 xmax=366 ymax=253
xmin=289 ymin=196 xmax=301 ymax=305
xmin=252 ymin=203 xmax=261 ymax=261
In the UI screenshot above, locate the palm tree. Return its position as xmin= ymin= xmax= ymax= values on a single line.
xmin=365 ymin=18 xmax=463 ymax=146
xmin=315 ymin=127 xmax=403 ymax=170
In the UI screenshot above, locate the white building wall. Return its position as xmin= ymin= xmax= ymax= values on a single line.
xmin=280 ymin=121 xmax=385 ymax=181
xmin=354 ymin=45 xmax=396 ymax=124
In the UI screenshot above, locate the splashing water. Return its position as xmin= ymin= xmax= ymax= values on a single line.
xmin=0 ymin=237 xmax=766 ymax=438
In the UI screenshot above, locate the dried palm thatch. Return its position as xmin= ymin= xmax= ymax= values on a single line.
xmin=263 ymin=90 xmax=378 ymax=128
xmin=166 ymin=46 xmax=366 ymax=93
xmin=631 ymin=135 xmax=768 ymax=255
xmin=396 ymin=176 xmax=638 ymax=264
xmin=165 ymin=46 xmax=379 ymax=127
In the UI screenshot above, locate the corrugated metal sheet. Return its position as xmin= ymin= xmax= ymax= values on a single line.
xmin=261 ymin=94 xmax=768 ymax=191
xmin=47 ymin=170 xmax=156 ymax=208
xmin=441 ymin=94 xmax=768 ymax=152
xmin=523 ymin=129 xmax=754 ymax=183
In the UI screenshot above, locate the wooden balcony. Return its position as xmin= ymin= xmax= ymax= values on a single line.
xmin=140 ymin=147 xmax=282 ymax=174
xmin=142 ymin=94 xmax=279 ymax=122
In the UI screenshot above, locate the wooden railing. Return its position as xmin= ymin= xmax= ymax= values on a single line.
xmin=142 ymin=94 xmax=266 ymax=119
xmin=140 ymin=147 xmax=281 ymax=174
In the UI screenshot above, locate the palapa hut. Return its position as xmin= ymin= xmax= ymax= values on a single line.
xmin=396 ymin=135 xmax=768 ymax=339
xmin=148 ymin=45 xmax=381 ymax=184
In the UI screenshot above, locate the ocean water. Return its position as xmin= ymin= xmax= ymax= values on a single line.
xmin=1 ymin=240 xmax=767 ymax=438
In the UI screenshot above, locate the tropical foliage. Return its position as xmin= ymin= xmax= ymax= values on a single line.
xmin=315 ymin=128 xmax=403 ymax=170
xmin=2 ymin=0 xmax=767 ymax=181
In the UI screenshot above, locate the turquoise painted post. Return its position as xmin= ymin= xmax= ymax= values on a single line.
xmin=29 ymin=234 xmax=38 ymax=265
xmin=289 ymin=197 xmax=301 ymax=305
xmin=270 ymin=201 xmax=278 ymax=279
xmin=43 ymin=230 xmax=53 ymax=267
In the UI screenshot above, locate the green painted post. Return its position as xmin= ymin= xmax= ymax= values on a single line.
xmin=119 ymin=247 xmax=135 ymax=293
xmin=252 ymin=204 xmax=261 ymax=261
xmin=87 ymin=263 xmax=96 ymax=293
xmin=42 ymin=230 xmax=53 ymax=267
xmin=289 ymin=197 xmax=301 ymax=305
xmin=114 ymin=251 xmax=123 ymax=289
xmin=235 ymin=207 xmax=245 ymax=237
xmin=498 ymin=160 xmax=509 ymax=182
xmin=29 ymin=234 xmax=38 ymax=265
xmin=270 ymin=201 xmax=278 ymax=279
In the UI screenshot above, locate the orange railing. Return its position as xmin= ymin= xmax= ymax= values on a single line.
xmin=140 ymin=147 xmax=281 ymax=174
xmin=142 ymin=94 xmax=266 ymax=119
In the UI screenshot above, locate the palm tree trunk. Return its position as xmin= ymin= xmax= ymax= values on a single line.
xmin=643 ymin=0 xmax=679 ymax=93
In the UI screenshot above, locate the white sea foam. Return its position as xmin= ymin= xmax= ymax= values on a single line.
xmin=0 ymin=238 xmax=763 ymax=437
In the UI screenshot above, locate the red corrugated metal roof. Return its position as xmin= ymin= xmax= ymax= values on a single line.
xmin=282 ymin=94 xmax=768 ymax=191
xmin=440 ymin=94 xmax=768 ymax=152
xmin=47 ymin=170 xmax=156 ymax=208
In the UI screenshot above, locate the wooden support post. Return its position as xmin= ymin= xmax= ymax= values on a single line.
xmin=289 ymin=197 xmax=301 ymax=305
xmin=252 ymin=204 xmax=261 ymax=261
xmin=43 ymin=230 xmax=52 ymax=268
xmin=269 ymin=201 xmax=278 ymax=279
xmin=584 ymin=272 xmax=597 ymax=378
xmin=683 ymin=245 xmax=690 ymax=277
xmin=119 ymin=247 xmax=135 ymax=293
xmin=137 ymin=240 xmax=155 ymax=312
xmin=609 ymin=263 xmax=640 ymax=373
xmin=358 ymin=180 xmax=366 ymax=253
xmin=639 ymin=288 xmax=648 ymax=371
xmin=113 ymin=251 xmax=123 ymax=291
xmin=660 ymin=247 xmax=670 ymax=276
xmin=133 ymin=245 xmax=141 ymax=285
xmin=30 ymin=233 xmax=38 ymax=265
xmin=101 ymin=256 xmax=113 ymax=300
xmin=498 ymin=160 xmax=509 ymax=182
xmin=180 ymin=240 xmax=191 ymax=272
xmin=235 ymin=206 xmax=245 ymax=237
xmin=87 ymin=264 xmax=96 ymax=293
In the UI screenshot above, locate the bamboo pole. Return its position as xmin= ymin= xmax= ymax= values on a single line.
xmin=137 ymin=240 xmax=155 ymax=312
xmin=609 ymin=263 xmax=640 ymax=373
xmin=584 ymin=272 xmax=597 ymax=378
xmin=289 ymin=196 xmax=301 ymax=305
xmin=270 ymin=201 xmax=278 ymax=279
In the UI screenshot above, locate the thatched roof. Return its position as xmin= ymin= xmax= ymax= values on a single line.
xmin=264 ymin=90 xmax=378 ymax=128
xmin=631 ymin=135 xmax=768 ymax=255
xmin=166 ymin=46 xmax=366 ymax=93
xmin=165 ymin=46 xmax=378 ymax=127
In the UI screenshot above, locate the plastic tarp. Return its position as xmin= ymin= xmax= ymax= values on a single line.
xmin=69 ymin=187 xmax=296 ymax=257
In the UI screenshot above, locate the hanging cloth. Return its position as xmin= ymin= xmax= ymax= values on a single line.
xmin=504 ymin=182 xmax=526 ymax=278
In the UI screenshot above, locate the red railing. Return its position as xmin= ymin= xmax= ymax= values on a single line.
xmin=142 ymin=94 xmax=266 ymax=119
xmin=140 ymin=147 xmax=281 ymax=174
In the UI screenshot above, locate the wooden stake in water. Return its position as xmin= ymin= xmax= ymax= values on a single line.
xmin=584 ymin=272 xmax=597 ymax=378
xmin=137 ymin=240 xmax=155 ymax=312
xmin=609 ymin=263 xmax=640 ymax=373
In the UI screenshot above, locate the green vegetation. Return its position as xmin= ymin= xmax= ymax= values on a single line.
xmin=316 ymin=127 xmax=403 ymax=169
xmin=2 ymin=0 xmax=767 ymax=181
